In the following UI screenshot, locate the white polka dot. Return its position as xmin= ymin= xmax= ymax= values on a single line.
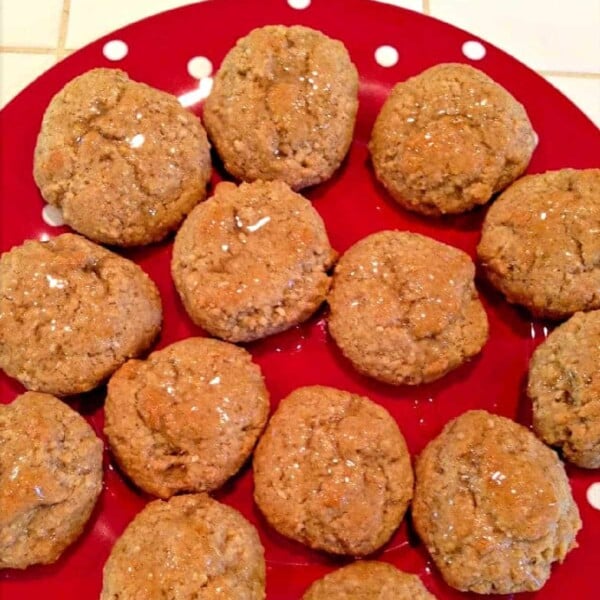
xmin=587 ymin=482 xmax=600 ymax=510
xmin=103 ymin=40 xmax=128 ymax=61
xmin=187 ymin=56 xmax=213 ymax=80
xmin=375 ymin=45 xmax=399 ymax=68
xmin=198 ymin=77 xmax=213 ymax=99
xmin=462 ymin=40 xmax=486 ymax=61
xmin=288 ymin=0 xmax=311 ymax=9
xmin=42 ymin=205 xmax=64 ymax=227
xmin=178 ymin=77 xmax=213 ymax=108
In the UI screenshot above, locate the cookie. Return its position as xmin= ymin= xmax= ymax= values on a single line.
xmin=104 ymin=337 xmax=270 ymax=498
xmin=413 ymin=410 xmax=581 ymax=594
xmin=0 ymin=233 xmax=162 ymax=395
xmin=369 ymin=63 xmax=536 ymax=215
xmin=477 ymin=168 xmax=600 ymax=318
xmin=172 ymin=180 xmax=336 ymax=342
xmin=204 ymin=25 xmax=358 ymax=190
xmin=253 ymin=385 xmax=413 ymax=556
xmin=528 ymin=310 xmax=600 ymax=468
xmin=101 ymin=494 xmax=265 ymax=599
xmin=34 ymin=68 xmax=211 ymax=246
xmin=0 ymin=392 xmax=103 ymax=569
xmin=302 ymin=561 xmax=436 ymax=600
xmin=327 ymin=231 xmax=488 ymax=385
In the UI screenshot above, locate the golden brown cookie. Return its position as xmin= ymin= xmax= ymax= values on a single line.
xmin=302 ymin=561 xmax=436 ymax=600
xmin=327 ymin=231 xmax=488 ymax=385
xmin=528 ymin=310 xmax=600 ymax=468
xmin=253 ymin=386 xmax=413 ymax=556
xmin=0 ymin=392 xmax=103 ymax=569
xmin=478 ymin=168 xmax=600 ymax=319
xmin=104 ymin=337 xmax=270 ymax=498
xmin=34 ymin=68 xmax=211 ymax=246
xmin=172 ymin=180 xmax=336 ymax=342
xmin=369 ymin=63 xmax=536 ymax=215
xmin=101 ymin=494 xmax=265 ymax=599
xmin=413 ymin=410 xmax=581 ymax=594
xmin=204 ymin=25 xmax=358 ymax=190
xmin=0 ymin=233 xmax=162 ymax=395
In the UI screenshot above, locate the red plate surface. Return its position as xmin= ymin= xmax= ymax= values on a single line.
xmin=1 ymin=0 xmax=599 ymax=598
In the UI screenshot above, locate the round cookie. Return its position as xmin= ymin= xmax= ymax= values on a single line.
xmin=0 ymin=392 xmax=103 ymax=569
xmin=104 ymin=337 xmax=270 ymax=498
xmin=327 ymin=231 xmax=488 ymax=385
xmin=0 ymin=233 xmax=162 ymax=395
xmin=302 ymin=561 xmax=436 ymax=600
xmin=204 ymin=25 xmax=358 ymax=190
xmin=369 ymin=63 xmax=536 ymax=215
xmin=34 ymin=68 xmax=211 ymax=246
xmin=413 ymin=410 xmax=581 ymax=594
xmin=528 ymin=310 xmax=600 ymax=468
xmin=477 ymin=168 xmax=600 ymax=318
xmin=101 ymin=494 xmax=265 ymax=599
xmin=253 ymin=385 xmax=413 ymax=556
xmin=172 ymin=180 xmax=336 ymax=342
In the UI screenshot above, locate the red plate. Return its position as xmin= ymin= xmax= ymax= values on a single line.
xmin=1 ymin=0 xmax=599 ymax=598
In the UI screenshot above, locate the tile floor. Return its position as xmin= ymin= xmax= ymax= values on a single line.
xmin=0 ymin=0 xmax=599 ymax=126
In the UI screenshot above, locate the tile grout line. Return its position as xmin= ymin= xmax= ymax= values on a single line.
xmin=538 ymin=70 xmax=600 ymax=80
xmin=1 ymin=5 xmax=598 ymax=83
xmin=1 ymin=52 xmax=598 ymax=82
xmin=2 ymin=50 xmax=597 ymax=82
xmin=0 ymin=46 xmax=57 ymax=54
xmin=56 ymin=0 xmax=72 ymax=61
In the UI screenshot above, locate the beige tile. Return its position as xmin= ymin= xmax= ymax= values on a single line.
xmin=0 ymin=0 xmax=63 ymax=47
xmin=374 ymin=0 xmax=424 ymax=12
xmin=66 ymin=0 xmax=198 ymax=49
xmin=429 ymin=0 xmax=600 ymax=73
xmin=544 ymin=75 xmax=600 ymax=128
xmin=0 ymin=52 xmax=56 ymax=108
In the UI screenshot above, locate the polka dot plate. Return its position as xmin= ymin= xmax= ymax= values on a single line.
xmin=1 ymin=0 xmax=599 ymax=598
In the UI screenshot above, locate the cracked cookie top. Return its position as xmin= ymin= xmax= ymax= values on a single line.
xmin=104 ymin=337 xmax=270 ymax=498
xmin=478 ymin=168 xmax=600 ymax=319
xmin=253 ymin=385 xmax=413 ymax=556
xmin=327 ymin=231 xmax=488 ymax=385
xmin=0 ymin=392 xmax=103 ymax=569
xmin=171 ymin=180 xmax=336 ymax=342
xmin=369 ymin=63 xmax=536 ymax=215
xmin=302 ymin=561 xmax=436 ymax=600
xmin=101 ymin=494 xmax=265 ymax=600
xmin=0 ymin=233 xmax=162 ymax=395
xmin=413 ymin=410 xmax=581 ymax=594
xmin=528 ymin=310 xmax=600 ymax=468
xmin=33 ymin=68 xmax=211 ymax=246
xmin=203 ymin=25 xmax=358 ymax=190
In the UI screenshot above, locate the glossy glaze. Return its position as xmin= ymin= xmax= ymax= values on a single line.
xmin=1 ymin=0 xmax=599 ymax=598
